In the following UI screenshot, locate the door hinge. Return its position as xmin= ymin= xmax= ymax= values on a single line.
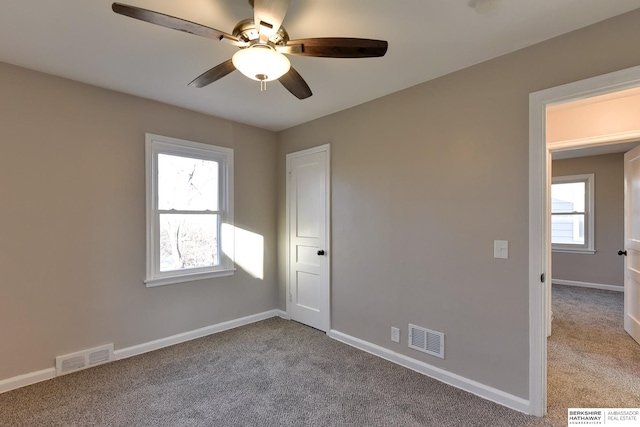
xmin=540 ymin=273 xmax=545 ymax=283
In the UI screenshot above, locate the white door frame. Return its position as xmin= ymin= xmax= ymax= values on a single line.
xmin=285 ymin=144 xmax=331 ymax=331
xmin=528 ymin=64 xmax=640 ymax=416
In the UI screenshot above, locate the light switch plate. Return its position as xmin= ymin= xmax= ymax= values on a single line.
xmin=494 ymin=240 xmax=508 ymax=259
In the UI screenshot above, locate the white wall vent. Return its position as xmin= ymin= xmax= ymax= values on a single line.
xmin=408 ymin=324 xmax=444 ymax=359
xmin=55 ymin=343 xmax=114 ymax=376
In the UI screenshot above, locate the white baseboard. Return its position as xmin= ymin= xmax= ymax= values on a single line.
xmin=552 ymin=279 xmax=624 ymax=292
xmin=0 ymin=309 xmax=286 ymax=394
xmin=114 ymin=309 xmax=285 ymax=360
xmin=327 ymin=329 xmax=531 ymax=415
xmin=0 ymin=368 xmax=56 ymax=394
xmin=276 ymin=310 xmax=290 ymax=320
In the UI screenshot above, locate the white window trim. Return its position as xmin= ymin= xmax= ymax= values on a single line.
xmin=551 ymin=173 xmax=595 ymax=254
xmin=145 ymin=133 xmax=234 ymax=287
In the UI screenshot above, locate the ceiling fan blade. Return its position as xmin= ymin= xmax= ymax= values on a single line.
xmin=112 ymin=3 xmax=241 ymax=45
xmin=279 ymin=66 xmax=312 ymax=100
xmin=188 ymin=59 xmax=236 ymax=88
xmin=282 ymin=38 xmax=388 ymax=58
xmin=253 ymin=0 xmax=290 ymax=43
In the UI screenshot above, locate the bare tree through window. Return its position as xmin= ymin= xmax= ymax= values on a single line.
xmin=157 ymin=154 xmax=220 ymax=271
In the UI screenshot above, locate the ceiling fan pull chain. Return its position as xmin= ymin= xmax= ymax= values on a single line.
xmin=260 ymin=79 xmax=267 ymax=92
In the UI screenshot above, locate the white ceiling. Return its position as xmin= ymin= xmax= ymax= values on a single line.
xmin=1 ymin=0 xmax=638 ymax=131
xmin=549 ymin=86 xmax=640 ymax=159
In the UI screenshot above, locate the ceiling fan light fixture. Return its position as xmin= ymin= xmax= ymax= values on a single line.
xmin=232 ymin=45 xmax=290 ymax=82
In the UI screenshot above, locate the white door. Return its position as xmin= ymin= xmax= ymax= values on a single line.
xmin=286 ymin=145 xmax=330 ymax=331
xmin=624 ymin=145 xmax=640 ymax=345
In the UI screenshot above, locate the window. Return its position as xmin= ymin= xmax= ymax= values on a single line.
xmin=551 ymin=174 xmax=594 ymax=254
xmin=145 ymin=134 xmax=234 ymax=287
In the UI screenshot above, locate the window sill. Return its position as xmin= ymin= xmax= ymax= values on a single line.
xmin=145 ymin=268 xmax=236 ymax=288
xmin=552 ymin=248 xmax=596 ymax=255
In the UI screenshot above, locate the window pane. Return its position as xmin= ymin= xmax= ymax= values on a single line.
xmin=551 ymin=213 xmax=585 ymax=245
xmin=551 ymin=182 xmax=585 ymax=213
xmin=158 ymin=154 xmax=219 ymax=211
xmin=159 ymin=214 xmax=219 ymax=271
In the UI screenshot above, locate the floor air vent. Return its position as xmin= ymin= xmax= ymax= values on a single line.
xmin=55 ymin=343 xmax=114 ymax=376
xmin=408 ymin=324 xmax=444 ymax=359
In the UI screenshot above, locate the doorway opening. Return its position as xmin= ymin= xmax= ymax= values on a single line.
xmin=528 ymin=64 xmax=640 ymax=416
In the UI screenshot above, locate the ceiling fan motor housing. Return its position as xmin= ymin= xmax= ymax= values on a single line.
xmin=233 ymin=19 xmax=289 ymax=47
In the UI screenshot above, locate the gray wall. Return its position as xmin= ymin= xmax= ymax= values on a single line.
xmin=277 ymin=9 xmax=640 ymax=399
xmin=552 ymin=153 xmax=625 ymax=287
xmin=0 ymin=62 xmax=278 ymax=381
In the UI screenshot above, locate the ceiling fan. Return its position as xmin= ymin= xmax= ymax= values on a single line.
xmin=112 ymin=1 xmax=388 ymax=99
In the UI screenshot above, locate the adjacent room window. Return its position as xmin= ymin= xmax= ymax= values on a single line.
xmin=551 ymin=174 xmax=594 ymax=254
xmin=145 ymin=134 xmax=234 ymax=287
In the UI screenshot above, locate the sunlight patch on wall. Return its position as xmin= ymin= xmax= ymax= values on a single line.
xmin=221 ymin=224 xmax=264 ymax=280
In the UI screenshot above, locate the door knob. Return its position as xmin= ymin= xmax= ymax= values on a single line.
xmin=317 ymin=250 xmax=325 ymax=256
xmin=618 ymin=250 xmax=627 ymax=256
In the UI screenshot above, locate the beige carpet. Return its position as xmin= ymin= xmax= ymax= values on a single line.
xmin=545 ymin=284 xmax=640 ymax=424
xmin=0 ymin=285 xmax=637 ymax=426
